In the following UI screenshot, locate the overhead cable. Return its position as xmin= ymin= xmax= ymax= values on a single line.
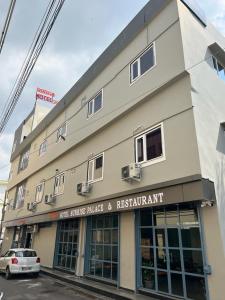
xmin=0 ymin=0 xmax=65 ymax=136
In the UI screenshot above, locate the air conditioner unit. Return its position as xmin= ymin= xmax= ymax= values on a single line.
xmin=27 ymin=202 xmax=37 ymax=211
xmin=44 ymin=194 xmax=56 ymax=205
xmin=121 ymin=163 xmax=141 ymax=181
xmin=77 ymin=182 xmax=91 ymax=195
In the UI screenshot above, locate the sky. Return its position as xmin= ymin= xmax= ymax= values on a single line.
xmin=0 ymin=0 xmax=224 ymax=181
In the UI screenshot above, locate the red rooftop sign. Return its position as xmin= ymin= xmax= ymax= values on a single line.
xmin=36 ymin=87 xmax=58 ymax=105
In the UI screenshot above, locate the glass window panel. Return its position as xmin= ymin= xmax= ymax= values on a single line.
xmin=66 ymin=256 xmax=71 ymax=269
xmin=141 ymin=228 xmax=153 ymax=247
xmin=94 ymin=93 xmax=102 ymax=113
xmin=156 ymin=248 xmax=167 ymax=269
xmin=137 ymin=137 xmax=144 ymax=162
xmin=131 ymin=60 xmax=138 ymax=81
xmin=103 ymin=262 xmax=111 ymax=279
xmin=72 ymin=244 xmax=77 ymax=256
xmin=112 ymin=263 xmax=118 ymax=281
xmin=140 ymin=208 xmax=152 ymax=226
xmin=92 ymin=217 xmax=97 ymax=228
xmin=96 ymin=216 xmax=104 ymax=228
xmin=94 ymin=165 xmax=103 ymax=180
xmin=90 ymin=260 xmax=95 ymax=275
xmin=113 ymin=215 xmax=118 ymax=228
xmin=218 ymin=62 xmax=225 ymax=81
xmin=180 ymin=206 xmax=198 ymax=226
xmin=112 ymin=246 xmax=118 ymax=262
xmin=67 ymin=244 xmax=72 ymax=256
xmin=95 ymin=261 xmax=103 ymax=277
xmin=171 ymin=273 xmax=184 ymax=297
xmin=186 ymin=275 xmax=206 ymax=300
xmin=157 ymin=271 xmax=168 ymax=293
xmin=92 ymin=230 xmax=97 ymax=243
xmin=166 ymin=206 xmax=179 ymax=225
xmin=212 ymin=56 xmax=217 ymax=71
xmin=88 ymin=160 xmax=94 ymax=182
xmin=155 ymin=229 xmax=166 ymax=247
xmin=153 ymin=208 xmax=165 ymax=226
xmin=112 ymin=229 xmax=118 ymax=244
xmin=104 ymin=230 xmax=111 ymax=244
xmin=96 ymin=230 xmax=103 ymax=243
xmin=71 ymin=257 xmax=76 ymax=270
xmin=183 ymin=250 xmax=204 ymax=274
xmin=167 ymin=228 xmax=179 ymax=248
xmin=104 ymin=215 xmax=112 ymax=228
xmin=181 ymin=227 xmax=201 ymax=248
xmin=142 ymin=268 xmax=155 ymax=290
xmin=169 ymin=249 xmax=181 ymax=271
xmin=96 ymin=245 xmax=104 ymax=260
xmin=104 ymin=246 xmax=111 ymax=261
xmin=62 ymin=243 xmax=67 ymax=255
xmin=96 ymin=156 xmax=103 ymax=169
xmin=91 ymin=245 xmax=95 ymax=259
xmin=146 ymin=128 xmax=162 ymax=161
xmin=141 ymin=247 xmax=154 ymax=268
xmin=73 ymin=231 xmax=78 ymax=243
xmin=140 ymin=46 xmax=154 ymax=75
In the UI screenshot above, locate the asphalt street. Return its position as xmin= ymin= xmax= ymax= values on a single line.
xmin=0 ymin=273 xmax=112 ymax=300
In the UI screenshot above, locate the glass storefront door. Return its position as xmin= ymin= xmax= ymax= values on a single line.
xmin=137 ymin=203 xmax=207 ymax=300
xmin=86 ymin=214 xmax=119 ymax=282
xmin=54 ymin=219 xmax=79 ymax=272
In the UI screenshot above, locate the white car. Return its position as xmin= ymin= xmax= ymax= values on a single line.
xmin=0 ymin=248 xmax=40 ymax=279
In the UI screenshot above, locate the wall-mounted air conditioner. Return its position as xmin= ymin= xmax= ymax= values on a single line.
xmin=77 ymin=182 xmax=92 ymax=196
xmin=121 ymin=163 xmax=141 ymax=181
xmin=44 ymin=194 xmax=56 ymax=205
xmin=27 ymin=202 xmax=37 ymax=211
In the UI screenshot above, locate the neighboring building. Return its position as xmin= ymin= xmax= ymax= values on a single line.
xmin=2 ymin=0 xmax=225 ymax=299
xmin=0 ymin=180 xmax=7 ymax=221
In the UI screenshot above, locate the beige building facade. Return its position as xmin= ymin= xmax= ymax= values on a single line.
xmin=1 ymin=1 xmax=225 ymax=299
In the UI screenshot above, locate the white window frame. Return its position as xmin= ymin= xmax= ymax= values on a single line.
xmin=87 ymin=153 xmax=104 ymax=183
xmin=39 ymin=140 xmax=47 ymax=156
xmin=15 ymin=183 xmax=26 ymax=209
xmin=35 ymin=181 xmax=45 ymax=203
xmin=135 ymin=123 xmax=165 ymax=167
xmin=130 ymin=43 xmax=156 ymax=84
xmin=56 ymin=123 xmax=67 ymax=143
xmin=87 ymin=90 xmax=103 ymax=119
xmin=53 ymin=173 xmax=65 ymax=195
xmin=19 ymin=149 xmax=30 ymax=172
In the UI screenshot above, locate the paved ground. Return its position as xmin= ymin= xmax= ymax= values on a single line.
xmin=0 ymin=273 xmax=113 ymax=300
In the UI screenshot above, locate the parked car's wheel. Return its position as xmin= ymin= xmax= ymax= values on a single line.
xmin=33 ymin=272 xmax=39 ymax=278
xmin=5 ymin=267 xmax=11 ymax=280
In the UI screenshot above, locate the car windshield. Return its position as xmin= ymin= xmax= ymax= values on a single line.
xmin=15 ymin=251 xmax=37 ymax=257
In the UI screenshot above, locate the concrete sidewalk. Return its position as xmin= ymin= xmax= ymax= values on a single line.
xmin=41 ymin=267 xmax=166 ymax=300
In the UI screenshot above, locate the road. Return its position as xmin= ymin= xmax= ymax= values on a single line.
xmin=0 ymin=273 xmax=112 ymax=300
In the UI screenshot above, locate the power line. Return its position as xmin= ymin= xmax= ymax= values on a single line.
xmin=0 ymin=0 xmax=65 ymax=136
xmin=0 ymin=0 xmax=16 ymax=55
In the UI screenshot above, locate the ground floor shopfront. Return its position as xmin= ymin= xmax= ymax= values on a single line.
xmin=2 ymin=178 xmax=225 ymax=300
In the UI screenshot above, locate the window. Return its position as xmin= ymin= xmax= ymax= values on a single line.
xmin=18 ymin=148 xmax=30 ymax=171
xmin=35 ymin=182 xmax=45 ymax=203
xmin=212 ymin=56 xmax=225 ymax=82
xmin=87 ymin=90 xmax=103 ymax=118
xmin=138 ymin=204 xmax=206 ymax=299
xmin=135 ymin=124 xmax=164 ymax=165
xmin=55 ymin=219 xmax=79 ymax=271
xmin=15 ymin=183 xmax=26 ymax=209
xmin=130 ymin=44 xmax=155 ymax=83
xmin=88 ymin=153 xmax=104 ymax=183
xmin=39 ymin=140 xmax=47 ymax=156
xmin=56 ymin=123 xmax=67 ymax=142
xmin=54 ymin=173 xmax=65 ymax=195
xmin=88 ymin=214 xmax=119 ymax=281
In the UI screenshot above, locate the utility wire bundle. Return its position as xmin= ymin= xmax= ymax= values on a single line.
xmin=0 ymin=0 xmax=65 ymax=137
xmin=0 ymin=0 xmax=16 ymax=55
